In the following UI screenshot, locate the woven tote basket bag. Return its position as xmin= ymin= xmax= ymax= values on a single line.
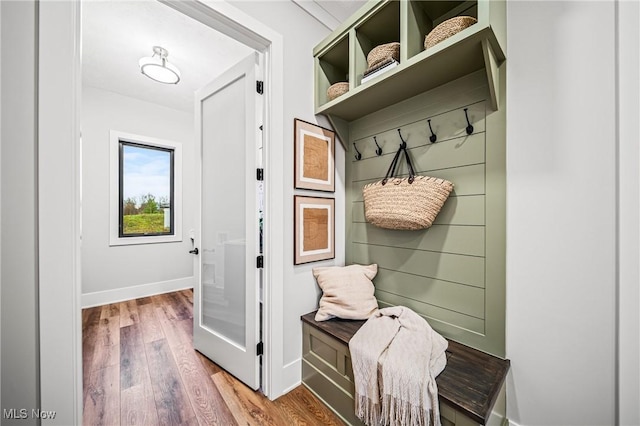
xmin=363 ymin=145 xmax=453 ymax=230
xmin=424 ymin=16 xmax=477 ymax=50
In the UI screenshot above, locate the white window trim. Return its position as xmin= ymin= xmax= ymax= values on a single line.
xmin=109 ymin=130 xmax=183 ymax=246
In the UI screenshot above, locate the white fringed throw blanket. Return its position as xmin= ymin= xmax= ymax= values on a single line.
xmin=349 ymin=306 xmax=448 ymax=426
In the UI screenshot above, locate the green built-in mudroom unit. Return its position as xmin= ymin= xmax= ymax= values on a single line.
xmin=303 ymin=0 xmax=508 ymax=425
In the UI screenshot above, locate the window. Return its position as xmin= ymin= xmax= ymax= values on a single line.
xmin=110 ymin=131 xmax=182 ymax=245
xmin=120 ymin=141 xmax=174 ymax=237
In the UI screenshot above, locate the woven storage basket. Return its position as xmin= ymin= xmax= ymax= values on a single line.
xmin=424 ymin=16 xmax=477 ymax=50
xmin=362 ymin=145 xmax=453 ymax=230
xmin=366 ymin=42 xmax=400 ymax=70
xmin=327 ymin=82 xmax=349 ymax=101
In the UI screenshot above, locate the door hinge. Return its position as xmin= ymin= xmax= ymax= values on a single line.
xmin=256 ymin=80 xmax=264 ymax=94
xmin=256 ymin=255 xmax=264 ymax=268
xmin=256 ymin=341 xmax=264 ymax=356
xmin=257 ymin=168 xmax=264 ymax=181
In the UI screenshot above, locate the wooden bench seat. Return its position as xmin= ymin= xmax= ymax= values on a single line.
xmin=301 ymin=312 xmax=510 ymax=426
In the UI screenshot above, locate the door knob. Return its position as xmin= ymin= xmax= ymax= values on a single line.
xmin=189 ymin=248 xmax=199 ymax=255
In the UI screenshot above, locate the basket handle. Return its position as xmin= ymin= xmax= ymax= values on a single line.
xmin=381 ymin=146 xmax=403 ymax=185
xmin=382 ymin=144 xmax=417 ymax=185
xmin=401 ymin=145 xmax=416 ymax=184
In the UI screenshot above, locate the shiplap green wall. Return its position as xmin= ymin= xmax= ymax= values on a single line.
xmin=345 ymin=70 xmax=505 ymax=356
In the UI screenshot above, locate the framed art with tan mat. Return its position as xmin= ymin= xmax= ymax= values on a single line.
xmin=294 ymin=196 xmax=335 ymax=264
xmin=294 ymin=119 xmax=335 ymax=192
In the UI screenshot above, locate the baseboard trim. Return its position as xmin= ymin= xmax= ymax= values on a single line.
xmin=281 ymin=358 xmax=302 ymax=395
xmin=81 ymin=276 xmax=194 ymax=308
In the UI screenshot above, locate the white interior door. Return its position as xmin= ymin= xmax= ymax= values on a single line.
xmin=193 ymin=53 xmax=261 ymax=390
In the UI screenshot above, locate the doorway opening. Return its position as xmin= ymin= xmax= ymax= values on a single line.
xmin=38 ymin=0 xmax=287 ymax=420
xmin=80 ymin=0 xmax=266 ymax=421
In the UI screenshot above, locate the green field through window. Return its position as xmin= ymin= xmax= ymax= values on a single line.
xmin=119 ymin=141 xmax=174 ymax=237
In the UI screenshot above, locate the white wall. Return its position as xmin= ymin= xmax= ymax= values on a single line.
xmin=81 ymin=86 xmax=196 ymax=303
xmin=228 ymin=1 xmax=341 ymax=392
xmin=506 ymin=2 xmax=618 ymax=425
xmin=617 ymin=1 xmax=640 ymax=424
xmin=0 ymin=2 xmax=40 ymax=423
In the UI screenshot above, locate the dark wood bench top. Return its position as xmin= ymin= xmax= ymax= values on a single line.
xmin=301 ymin=312 xmax=510 ymax=425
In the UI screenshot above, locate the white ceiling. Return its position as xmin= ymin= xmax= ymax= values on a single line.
xmin=82 ymin=1 xmax=254 ymax=112
xmin=313 ymin=0 xmax=367 ymax=24
xmin=292 ymin=0 xmax=367 ymax=30
xmin=82 ymin=1 xmax=365 ymax=112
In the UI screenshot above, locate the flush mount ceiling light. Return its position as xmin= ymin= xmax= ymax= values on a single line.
xmin=139 ymin=46 xmax=181 ymax=84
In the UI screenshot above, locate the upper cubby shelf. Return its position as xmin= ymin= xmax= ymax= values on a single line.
xmin=313 ymin=0 xmax=506 ymax=122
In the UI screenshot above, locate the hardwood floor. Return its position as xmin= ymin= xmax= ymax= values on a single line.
xmin=83 ymin=290 xmax=344 ymax=425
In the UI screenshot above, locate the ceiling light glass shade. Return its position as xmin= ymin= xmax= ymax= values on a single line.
xmin=139 ymin=46 xmax=181 ymax=84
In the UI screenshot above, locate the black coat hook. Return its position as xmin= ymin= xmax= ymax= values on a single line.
xmin=428 ymin=119 xmax=437 ymax=143
xmin=397 ymin=129 xmax=407 ymax=149
xmin=353 ymin=142 xmax=362 ymax=160
xmin=374 ymin=136 xmax=382 ymax=156
xmin=464 ymin=108 xmax=474 ymax=135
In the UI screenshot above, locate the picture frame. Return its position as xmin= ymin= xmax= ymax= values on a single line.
xmin=294 ymin=119 xmax=335 ymax=192
xmin=294 ymin=196 xmax=335 ymax=265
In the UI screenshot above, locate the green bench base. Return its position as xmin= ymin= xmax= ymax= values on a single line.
xmin=301 ymin=312 xmax=509 ymax=426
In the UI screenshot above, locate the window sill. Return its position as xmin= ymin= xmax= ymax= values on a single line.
xmin=109 ymin=234 xmax=182 ymax=246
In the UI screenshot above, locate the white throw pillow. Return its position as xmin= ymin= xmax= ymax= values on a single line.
xmin=312 ymin=264 xmax=378 ymax=321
